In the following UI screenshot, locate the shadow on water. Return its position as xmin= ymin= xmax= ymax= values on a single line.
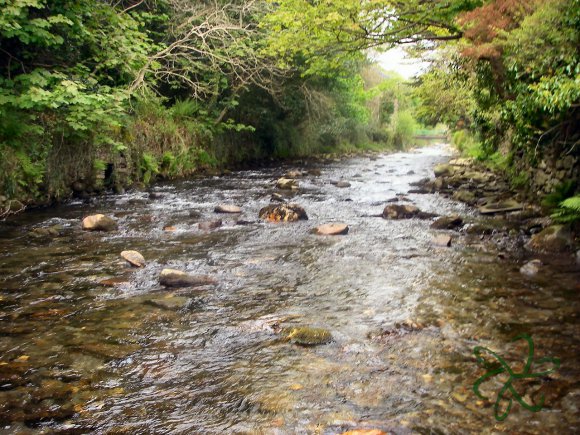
xmin=0 ymin=144 xmax=578 ymax=433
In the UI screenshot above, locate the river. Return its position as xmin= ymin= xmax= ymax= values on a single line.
xmin=0 ymin=144 xmax=578 ymax=434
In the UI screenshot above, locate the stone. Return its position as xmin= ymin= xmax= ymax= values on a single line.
xmin=381 ymin=204 xmax=436 ymax=220
xmin=259 ymin=203 xmax=308 ymax=222
xmin=270 ymin=193 xmax=285 ymax=202
xmin=452 ymin=190 xmax=476 ymax=204
xmin=81 ymin=214 xmax=118 ymax=231
xmin=276 ymin=178 xmax=298 ymax=190
xmin=30 ymin=225 xmax=63 ymax=238
xmin=449 ymin=157 xmax=473 ymax=167
xmin=432 ymin=234 xmax=452 ymax=247
xmin=520 ymin=259 xmax=542 ymax=276
xmin=284 ymin=326 xmax=332 ymax=346
xmin=308 ymin=169 xmax=322 ymax=176
xmin=284 ymin=170 xmax=302 ymax=178
xmin=99 ymin=276 xmax=131 ymax=287
xmin=335 ymin=181 xmax=351 ymax=188
xmin=430 ymin=215 xmax=463 ymax=230
xmin=214 ymin=204 xmax=242 ymax=214
xmin=159 ymin=268 xmax=217 ymax=288
xmin=120 ymin=250 xmax=145 ymax=267
xmin=314 ymin=223 xmax=349 ymax=235
xmin=527 ymin=225 xmax=573 ymax=253
xmin=146 ymin=295 xmax=190 ymax=311
xmin=198 ymin=219 xmax=222 ymax=230
xmin=434 ymin=164 xmax=454 ymax=177
xmin=382 ymin=204 xmax=420 ymax=219
xmin=479 ymin=199 xmax=524 ymax=215
xmin=341 ymin=431 xmax=386 ymax=435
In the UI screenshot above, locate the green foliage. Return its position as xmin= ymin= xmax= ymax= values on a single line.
xmin=140 ymin=153 xmax=159 ymax=185
xmin=542 ymin=180 xmax=577 ymax=209
xmin=551 ymin=195 xmax=580 ymax=223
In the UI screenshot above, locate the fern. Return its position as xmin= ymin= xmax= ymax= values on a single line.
xmin=551 ymin=195 xmax=580 ymax=223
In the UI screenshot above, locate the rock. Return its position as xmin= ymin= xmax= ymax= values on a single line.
xmin=383 ymin=204 xmax=420 ymax=219
xmin=30 ymin=225 xmax=63 ymax=238
xmin=434 ymin=164 xmax=454 ymax=177
xmin=7 ymin=199 xmax=25 ymax=213
xmin=214 ymin=204 xmax=242 ymax=214
xmin=430 ymin=215 xmax=463 ymax=230
xmin=452 ymin=189 xmax=476 ymax=204
xmin=335 ymin=181 xmax=351 ymax=188
xmin=382 ymin=204 xmax=436 ymax=220
xmin=148 ymin=192 xmax=164 ymax=200
xmin=463 ymin=171 xmax=489 ymax=184
xmin=120 ymin=250 xmax=145 ymax=267
xmin=159 ymin=268 xmax=217 ymax=288
xmin=276 ymin=178 xmax=298 ymax=190
xmin=341 ymin=431 xmax=386 ymax=435
xmin=479 ymin=199 xmax=524 ymax=215
xmin=270 ymin=193 xmax=285 ymax=202
xmin=146 ymin=295 xmax=190 ymax=311
xmin=406 ymin=170 xmax=415 ymax=175
xmin=314 ymin=223 xmax=349 ymax=235
xmin=449 ymin=157 xmax=473 ymax=167
xmin=198 ymin=219 xmax=222 ymax=230
xmin=99 ymin=276 xmax=131 ymax=287
xmin=163 ymin=225 xmax=177 ymax=231
xmin=308 ymin=169 xmax=322 ymax=176
xmin=527 ymin=225 xmax=572 ymax=253
xmin=81 ymin=214 xmax=118 ymax=231
xmin=520 ymin=259 xmax=542 ymax=276
xmin=259 ymin=203 xmax=308 ymax=222
xmin=284 ymin=170 xmax=303 ymax=178
xmin=432 ymin=234 xmax=452 ymax=247
xmin=284 ymin=326 xmax=332 ymax=346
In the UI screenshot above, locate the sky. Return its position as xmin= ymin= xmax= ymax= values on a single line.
xmin=370 ymin=47 xmax=430 ymax=79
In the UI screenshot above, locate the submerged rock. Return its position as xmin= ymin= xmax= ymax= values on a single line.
xmin=214 ymin=204 xmax=242 ymax=214
xmin=259 ymin=203 xmax=308 ymax=222
xmin=276 ymin=178 xmax=298 ymax=190
xmin=82 ymin=214 xmax=118 ymax=231
xmin=284 ymin=170 xmax=303 ymax=179
xmin=341 ymin=430 xmax=387 ymax=435
xmin=120 ymin=250 xmax=145 ymax=267
xmin=146 ymin=295 xmax=191 ymax=311
xmin=430 ymin=215 xmax=463 ymax=230
xmin=314 ymin=223 xmax=349 ymax=235
xmin=159 ymin=268 xmax=217 ymax=288
xmin=520 ymin=259 xmax=542 ymax=276
xmin=527 ymin=225 xmax=572 ymax=252
xmin=30 ymin=225 xmax=63 ymax=238
xmin=335 ymin=181 xmax=351 ymax=188
xmin=432 ymin=234 xmax=452 ymax=247
xmin=198 ymin=219 xmax=222 ymax=231
xmin=382 ymin=204 xmax=437 ymax=220
xmin=284 ymin=326 xmax=332 ymax=346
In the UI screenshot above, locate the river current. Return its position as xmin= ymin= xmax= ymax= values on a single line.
xmin=0 ymin=144 xmax=578 ymax=434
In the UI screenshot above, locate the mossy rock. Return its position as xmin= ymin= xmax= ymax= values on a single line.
xmin=284 ymin=326 xmax=332 ymax=346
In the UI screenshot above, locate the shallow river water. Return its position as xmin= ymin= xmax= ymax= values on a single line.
xmin=0 ymin=145 xmax=578 ymax=434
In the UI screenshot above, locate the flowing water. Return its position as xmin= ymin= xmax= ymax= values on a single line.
xmin=0 ymin=145 xmax=578 ymax=434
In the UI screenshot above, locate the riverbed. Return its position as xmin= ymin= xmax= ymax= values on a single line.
xmin=0 ymin=144 xmax=578 ymax=434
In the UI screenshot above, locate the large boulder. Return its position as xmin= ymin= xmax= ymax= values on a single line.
xmin=82 ymin=214 xmax=118 ymax=231
xmin=259 ymin=203 xmax=308 ymax=222
xmin=159 ymin=268 xmax=217 ymax=288
xmin=479 ymin=199 xmax=523 ymax=215
xmin=527 ymin=225 xmax=573 ymax=252
xmin=382 ymin=204 xmax=437 ymax=220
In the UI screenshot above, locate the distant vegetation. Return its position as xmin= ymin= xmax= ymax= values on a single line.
xmin=1 ymin=0 xmax=577 ymax=212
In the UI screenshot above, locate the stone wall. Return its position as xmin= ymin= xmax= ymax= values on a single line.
xmin=527 ymin=149 xmax=579 ymax=197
